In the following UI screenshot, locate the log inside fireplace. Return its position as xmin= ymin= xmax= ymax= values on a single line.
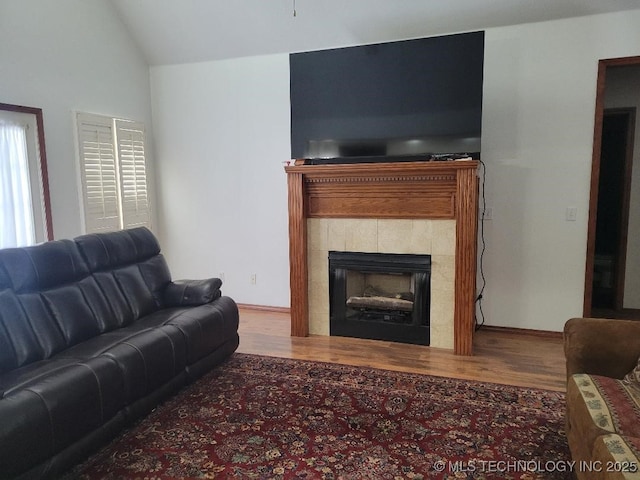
xmin=329 ymin=251 xmax=431 ymax=345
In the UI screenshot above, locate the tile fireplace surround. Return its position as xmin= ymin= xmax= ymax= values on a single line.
xmin=285 ymin=160 xmax=479 ymax=355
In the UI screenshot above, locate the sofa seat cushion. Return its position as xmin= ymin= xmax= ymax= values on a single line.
xmin=56 ymin=323 xmax=181 ymax=359
xmin=56 ymin=326 xmax=187 ymax=404
xmin=591 ymin=434 xmax=640 ymax=480
xmin=568 ymin=374 xmax=640 ymax=452
xmin=99 ymin=327 xmax=187 ymax=402
xmin=0 ymin=357 xmax=80 ymax=397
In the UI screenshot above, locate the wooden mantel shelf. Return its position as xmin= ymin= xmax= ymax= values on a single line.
xmin=285 ymin=160 xmax=479 ymax=355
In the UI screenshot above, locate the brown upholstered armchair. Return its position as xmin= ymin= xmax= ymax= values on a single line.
xmin=565 ymin=317 xmax=640 ymax=380
xmin=564 ymin=317 xmax=640 ymax=480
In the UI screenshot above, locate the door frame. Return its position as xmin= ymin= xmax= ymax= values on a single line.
xmin=584 ymin=56 xmax=640 ymax=317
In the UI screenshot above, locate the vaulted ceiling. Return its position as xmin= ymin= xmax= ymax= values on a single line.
xmin=110 ymin=0 xmax=640 ymax=66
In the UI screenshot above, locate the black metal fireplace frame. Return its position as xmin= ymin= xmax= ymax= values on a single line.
xmin=329 ymin=251 xmax=431 ymax=345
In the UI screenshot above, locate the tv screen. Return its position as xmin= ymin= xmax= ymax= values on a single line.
xmin=289 ymin=31 xmax=485 ymax=162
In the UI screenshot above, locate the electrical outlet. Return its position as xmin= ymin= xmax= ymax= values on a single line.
xmin=566 ymin=207 xmax=577 ymax=222
xmin=250 ymin=274 xmax=257 ymax=285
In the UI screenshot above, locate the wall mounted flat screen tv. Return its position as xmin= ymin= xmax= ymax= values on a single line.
xmin=290 ymin=31 xmax=484 ymax=163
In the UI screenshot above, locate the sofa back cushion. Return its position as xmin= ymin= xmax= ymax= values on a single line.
xmin=41 ymin=286 xmax=102 ymax=346
xmin=74 ymin=227 xmax=160 ymax=271
xmin=0 ymin=291 xmax=46 ymax=374
xmin=0 ymin=261 xmax=10 ymax=291
xmin=75 ymin=227 xmax=171 ymax=323
xmin=0 ymin=286 xmax=108 ymax=373
xmin=0 ymin=320 xmax=17 ymax=375
xmin=0 ymin=240 xmax=88 ymax=293
xmin=0 ymin=263 xmax=14 ymax=374
xmin=112 ymin=265 xmax=158 ymax=320
xmin=0 ymin=228 xmax=173 ymax=374
xmin=0 ymin=241 xmax=104 ymax=371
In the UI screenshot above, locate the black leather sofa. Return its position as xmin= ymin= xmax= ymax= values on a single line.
xmin=0 ymin=227 xmax=239 ymax=479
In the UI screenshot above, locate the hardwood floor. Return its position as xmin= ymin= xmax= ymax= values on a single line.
xmin=236 ymin=307 xmax=567 ymax=392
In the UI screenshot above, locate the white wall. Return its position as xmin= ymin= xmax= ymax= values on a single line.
xmin=0 ymin=0 xmax=153 ymax=240
xmin=151 ymin=9 xmax=640 ymax=326
xmin=480 ymin=11 xmax=640 ymax=330
xmin=150 ymin=55 xmax=291 ymax=306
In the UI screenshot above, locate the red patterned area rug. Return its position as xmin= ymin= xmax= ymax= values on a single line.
xmin=65 ymin=353 xmax=570 ymax=479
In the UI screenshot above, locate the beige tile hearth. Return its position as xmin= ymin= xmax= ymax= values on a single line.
xmin=307 ymin=218 xmax=456 ymax=348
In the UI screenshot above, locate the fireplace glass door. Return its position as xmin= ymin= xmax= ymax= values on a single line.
xmin=329 ymin=251 xmax=431 ymax=345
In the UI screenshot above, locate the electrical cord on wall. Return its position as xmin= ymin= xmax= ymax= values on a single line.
xmin=475 ymin=159 xmax=487 ymax=330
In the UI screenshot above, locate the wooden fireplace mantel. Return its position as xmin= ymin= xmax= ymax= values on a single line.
xmin=285 ymin=160 xmax=479 ymax=355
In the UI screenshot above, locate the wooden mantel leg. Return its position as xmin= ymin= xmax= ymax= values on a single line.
xmin=454 ymin=168 xmax=479 ymax=355
xmin=287 ymin=172 xmax=309 ymax=336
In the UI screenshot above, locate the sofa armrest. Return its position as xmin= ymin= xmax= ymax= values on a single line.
xmin=163 ymin=278 xmax=222 ymax=307
xmin=564 ymin=317 xmax=640 ymax=380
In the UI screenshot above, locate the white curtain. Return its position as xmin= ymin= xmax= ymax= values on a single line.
xmin=0 ymin=121 xmax=35 ymax=248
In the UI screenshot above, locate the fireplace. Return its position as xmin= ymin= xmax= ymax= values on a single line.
xmin=329 ymin=251 xmax=431 ymax=345
xmin=285 ymin=160 xmax=479 ymax=354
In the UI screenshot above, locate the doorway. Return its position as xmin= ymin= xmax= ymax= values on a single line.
xmin=591 ymin=109 xmax=635 ymax=312
xmin=584 ymin=57 xmax=640 ymax=319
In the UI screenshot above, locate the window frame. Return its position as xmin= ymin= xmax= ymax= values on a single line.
xmin=0 ymin=102 xmax=54 ymax=243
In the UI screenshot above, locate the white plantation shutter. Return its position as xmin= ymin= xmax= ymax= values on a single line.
xmin=77 ymin=113 xmax=151 ymax=233
xmin=115 ymin=120 xmax=151 ymax=229
xmin=77 ymin=113 xmax=121 ymax=233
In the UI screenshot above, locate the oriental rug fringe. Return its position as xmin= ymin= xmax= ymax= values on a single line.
xmin=65 ymin=353 xmax=570 ymax=479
